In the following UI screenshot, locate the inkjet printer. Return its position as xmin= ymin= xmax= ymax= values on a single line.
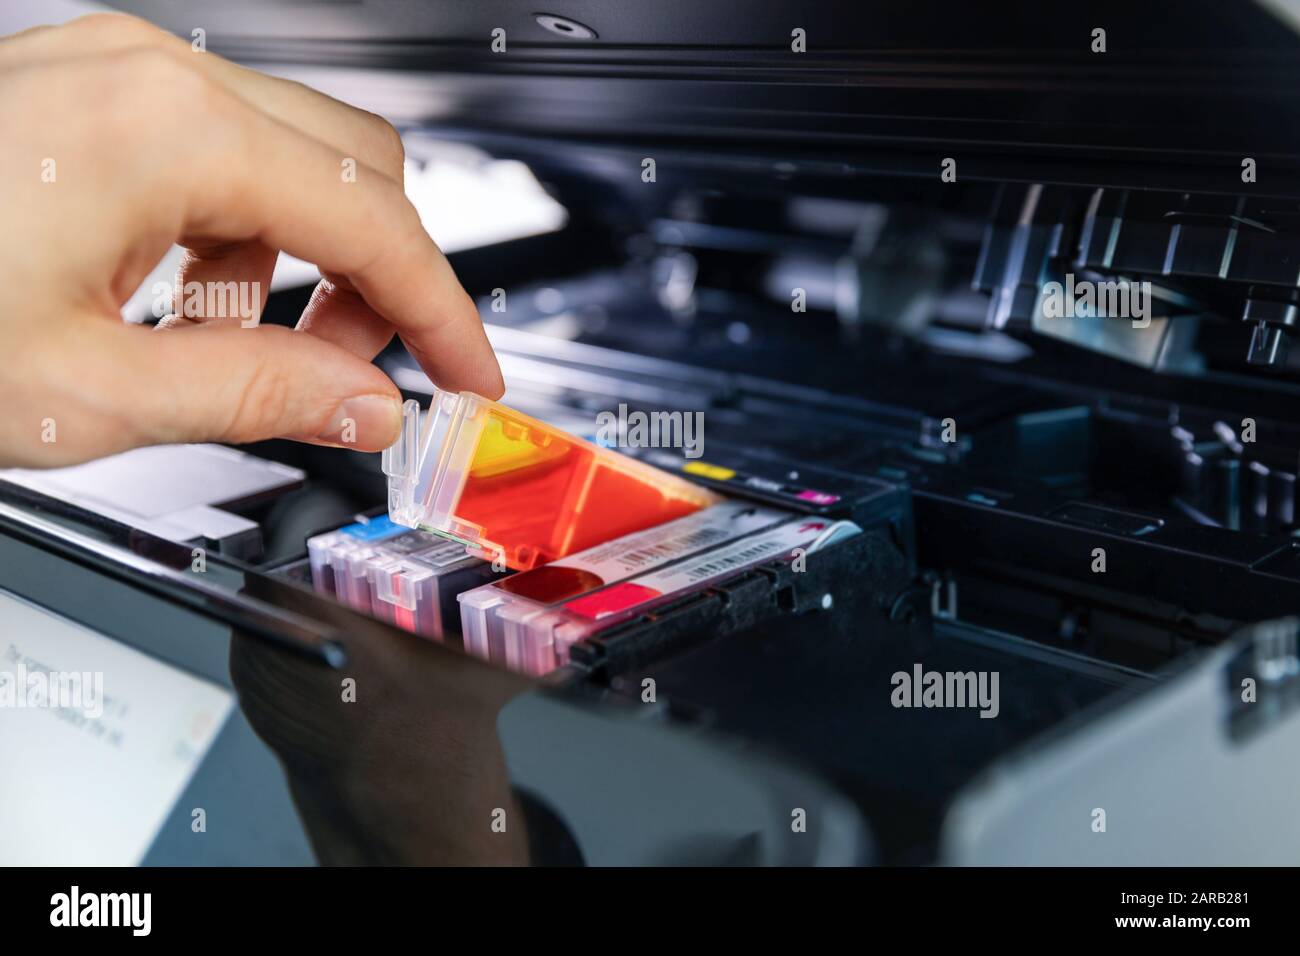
xmin=4 ymin=0 xmax=1300 ymax=865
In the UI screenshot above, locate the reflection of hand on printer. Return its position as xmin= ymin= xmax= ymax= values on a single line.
xmin=229 ymin=596 xmax=538 ymax=865
xmin=0 ymin=13 xmax=503 ymax=469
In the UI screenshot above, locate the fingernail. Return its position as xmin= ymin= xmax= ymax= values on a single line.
xmin=314 ymin=395 xmax=402 ymax=449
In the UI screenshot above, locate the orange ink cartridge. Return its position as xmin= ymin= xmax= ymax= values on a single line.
xmin=382 ymin=390 xmax=720 ymax=570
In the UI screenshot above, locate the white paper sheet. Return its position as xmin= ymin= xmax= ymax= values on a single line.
xmin=0 ymin=589 xmax=232 ymax=865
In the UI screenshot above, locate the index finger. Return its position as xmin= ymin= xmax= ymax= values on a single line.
xmin=136 ymin=55 xmax=504 ymax=397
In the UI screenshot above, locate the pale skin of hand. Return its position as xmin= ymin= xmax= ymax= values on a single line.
xmin=0 ymin=13 xmax=504 ymax=468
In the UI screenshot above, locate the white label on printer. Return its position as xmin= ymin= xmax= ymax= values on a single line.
xmin=549 ymin=501 xmax=788 ymax=582
xmin=620 ymin=517 xmax=851 ymax=595
xmin=0 ymin=589 xmax=232 ymax=865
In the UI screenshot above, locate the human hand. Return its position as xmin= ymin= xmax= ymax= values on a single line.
xmin=0 ymin=13 xmax=503 ymax=467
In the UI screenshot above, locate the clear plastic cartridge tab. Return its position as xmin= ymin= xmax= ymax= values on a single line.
xmin=382 ymin=390 xmax=719 ymax=570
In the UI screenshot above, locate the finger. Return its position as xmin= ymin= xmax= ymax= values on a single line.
xmin=0 ymin=22 xmax=55 ymax=50
xmin=6 ymin=14 xmax=411 ymax=339
xmin=296 ymin=273 xmax=396 ymax=359
xmin=0 ymin=13 xmax=407 ymax=179
xmin=147 ymin=66 xmax=502 ymax=396
xmin=9 ymin=48 xmax=500 ymax=397
xmin=169 ymin=240 xmax=277 ymax=326
xmin=155 ymin=315 xmax=202 ymax=330
xmin=97 ymin=320 xmax=404 ymax=453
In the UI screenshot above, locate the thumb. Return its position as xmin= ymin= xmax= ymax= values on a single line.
xmin=107 ymin=319 xmax=403 ymax=454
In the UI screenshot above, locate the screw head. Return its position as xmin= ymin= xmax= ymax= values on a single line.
xmin=534 ymin=14 xmax=598 ymax=39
